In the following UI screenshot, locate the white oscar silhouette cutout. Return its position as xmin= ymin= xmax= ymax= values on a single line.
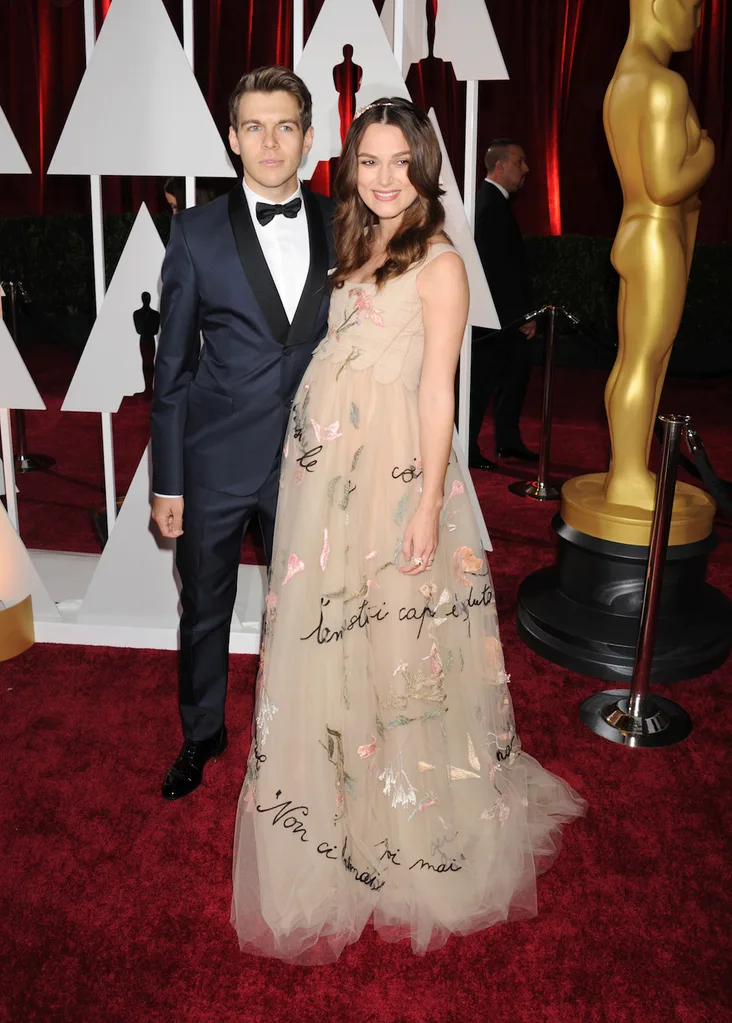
xmin=62 ymin=204 xmax=164 ymax=413
xmin=48 ymin=0 xmax=235 ymax=177
xmin=429 ymin=111 xmax=498 ymax=329
xmin=0 ymin=103 xmax=31 ymax=174
xmin=295 ymin=0 xmax=411 ymax=178
xmin=0 ymin=501 xmax=60 ymax=620
xmin=380 ymin=0 xmax=508 ymax=80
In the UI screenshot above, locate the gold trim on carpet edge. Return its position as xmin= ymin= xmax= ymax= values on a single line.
xmin=0 ymin=594 xmax=34 ymax=662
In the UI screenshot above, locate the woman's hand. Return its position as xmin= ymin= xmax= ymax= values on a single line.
xmin=400 ymin=498 xmax=441 ymax=575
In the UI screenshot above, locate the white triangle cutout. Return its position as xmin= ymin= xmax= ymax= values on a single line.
xmin=435 ymin=0 xmax=508 ymax=81
xmin=0 ymin=103 xmax=31 ymax=174
xmin=0 ymin=501 xmax=61 ymax=620
xmin=295 ymin=0 xmax=411 ymax=178
xmin=77 ymin=445 xmax=244 ymax=633
xmin=381 ymin=0 xmax=508 ymax=81
xmin=62 ymin=204 xmax=164 ymax=414
xmin=48 ymin=0 xmax=236 ymax=177
xmin=0 ymin=319 xmax=46 ymax=410
xmin=77 ymin=445 xmax=180 ymax=627
xmin=429 ymin=110 xmax=498 ymax=330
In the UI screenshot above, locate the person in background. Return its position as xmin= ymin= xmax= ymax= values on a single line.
xmin=163 ymin=177 xmax=221 ymax=215
xmin=469 ymin=138 xmax=537 ymax=470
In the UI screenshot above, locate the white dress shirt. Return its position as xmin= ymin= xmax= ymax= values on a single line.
xmin=486 ymin=177 xmax=509 ymax=200
xmin=243 ymin=179 xmax=310 ymax=323
xmin=154 ymin=181 xmax=311 ymax=499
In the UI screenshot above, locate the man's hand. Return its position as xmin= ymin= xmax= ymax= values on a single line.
xmin=152 ymin=496 xmax=184 ymax=538
xmin=519 ymin=319 xmax=537 ymax=339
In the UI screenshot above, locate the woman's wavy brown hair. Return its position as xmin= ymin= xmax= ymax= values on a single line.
xmin=330 ymin=97 xmax=446 ymax=290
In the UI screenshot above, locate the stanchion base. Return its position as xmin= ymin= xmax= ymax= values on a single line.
xmin=517 ymin=516 xmax=732 ymax=684
xmin=508 ymin=479 xmax=561 ymax=502
xmin=580 ymin=689 xmax=692 ymax=748
xmin=14 ymin=454 xmax=56 ymax=473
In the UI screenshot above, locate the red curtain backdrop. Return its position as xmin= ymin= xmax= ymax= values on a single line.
xmin=0 ymin=0 xmax=730 ymax=242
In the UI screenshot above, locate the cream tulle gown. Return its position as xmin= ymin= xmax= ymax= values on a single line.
xmin=231 ymin=243 xmax=585 ymax=963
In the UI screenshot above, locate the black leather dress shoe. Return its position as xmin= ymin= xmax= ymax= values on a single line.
xmin=161 ymin=727 xmax=228 ymax=801
xmin=469 ymin=456 xmax=498 ymax=471
xmin=496 ymin=446 xmax=538 ymax=462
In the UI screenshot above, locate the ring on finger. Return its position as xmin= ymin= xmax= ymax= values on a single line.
xmin=411 ymin=556 xmax=423 ymax=567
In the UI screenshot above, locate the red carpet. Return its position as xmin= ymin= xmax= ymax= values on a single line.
xmin=1 ymin=343 xmax=731 ymax=1022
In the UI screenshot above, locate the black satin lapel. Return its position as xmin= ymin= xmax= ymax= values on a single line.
xmin=227 ymin=186 xmax=290 ymax=343
xmin=287 ymin=187 xmax=330 ymax=346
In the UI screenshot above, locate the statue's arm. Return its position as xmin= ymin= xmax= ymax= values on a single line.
xmin=640 ymin=76 xmax=714 ymax=207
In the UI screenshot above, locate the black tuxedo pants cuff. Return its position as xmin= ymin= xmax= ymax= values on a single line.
xmin=175 ymin=465 xmax=278 ymax=742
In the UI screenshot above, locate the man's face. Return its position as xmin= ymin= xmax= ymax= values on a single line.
xmin=655 ymin=0 xmax=702 ymax=53
xmin=228 ymin=90 xmax=313 ymax=201
xmin=498 ymin=146 xmax=529 ymax=194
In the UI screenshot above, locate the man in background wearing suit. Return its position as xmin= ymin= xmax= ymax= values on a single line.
xmin=469 ymin=139 xmax=537 ymax=470
xmin=151 ymin=67 xmax=334 ymax=801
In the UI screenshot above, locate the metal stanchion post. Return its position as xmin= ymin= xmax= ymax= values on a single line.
xmin=579 ymin=414 xmax=693 ymax=747
xmin=1 ymin=281 xmax=55 ymax=474
xmin=509 ymin=305 xmax=561 ymax=501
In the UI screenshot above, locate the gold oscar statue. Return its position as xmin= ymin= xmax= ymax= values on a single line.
xmin=0 ymin=594 xmax=34 ymax=662
xmin=562 ymin=0 xmax=716 ymax=546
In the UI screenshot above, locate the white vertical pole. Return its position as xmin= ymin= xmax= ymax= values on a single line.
xmin=293 ymin=0 xmax=305 ymax=67
xmin=394 ymin=0 xmax=406 ymax=75
xmin=183 ymin=0 xmax=196 ymax=211
xmin=0 ymin=410 xmax=19 ymax=531
xmin=83 ymin=0 xmax=117 ymax=534
xmin=458 ymin=80 xmax=479 ymax=447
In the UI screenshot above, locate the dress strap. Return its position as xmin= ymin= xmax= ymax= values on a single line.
xmin=423 ymin=239 xmax=458 ymax=263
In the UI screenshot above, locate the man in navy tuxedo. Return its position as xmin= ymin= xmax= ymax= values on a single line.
xmin=151 ymin=67 xmax=335 ymax=801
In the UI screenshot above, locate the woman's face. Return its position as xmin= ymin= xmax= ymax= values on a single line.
xmin=356 ymin=123 xmax=418 ymax=223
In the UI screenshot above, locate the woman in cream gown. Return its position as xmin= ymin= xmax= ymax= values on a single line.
xmin=231 ymin=98 xmax=585 ymax=964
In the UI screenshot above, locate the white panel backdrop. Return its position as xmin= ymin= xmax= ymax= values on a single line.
xmin=1 ymin=0 xmax=508 ymax=648
xmin=48 ymin=0 xmax=236 ymax=177
xmin=295 ymin=0 xmax=412 ymax=177
xmin=62 ymin=205 xmax=165 ymax=414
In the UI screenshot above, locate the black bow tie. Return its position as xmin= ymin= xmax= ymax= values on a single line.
xmin=255 ymin=197 xmax=302 ymax=227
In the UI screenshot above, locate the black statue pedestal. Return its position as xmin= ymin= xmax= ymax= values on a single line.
xmin=517 ymin=516 xmax=732 ymax=684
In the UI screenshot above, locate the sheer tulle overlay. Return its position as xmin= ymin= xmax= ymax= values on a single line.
xmin=231 ymin=245 xmax=586 ymax=964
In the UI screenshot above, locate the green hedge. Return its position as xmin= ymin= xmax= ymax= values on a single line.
xmin=1 ymin=215 xmax=730 ymax=370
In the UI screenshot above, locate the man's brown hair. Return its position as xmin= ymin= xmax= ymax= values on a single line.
xmin=484 ymin=138 xmax=522 ymax=174
xmin=228 ymin=66 xmax=313 ymax=133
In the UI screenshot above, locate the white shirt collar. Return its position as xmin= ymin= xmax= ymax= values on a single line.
xmin=242 ymin=178 xmax=302 ymax=213
xmin=486 ymin=177 xmax=509 ymax=200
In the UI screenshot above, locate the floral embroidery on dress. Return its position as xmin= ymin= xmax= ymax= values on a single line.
xmin=282 ymin=554 xmax=305 ymax=585
xmin=321 ymin=725 xmax=356 ymax=819
xmin=320 ymin=529 xmax=330 ymax=571
xmin=349 ymin=287 xmax=384 ymax=327
xmin=453 ymin=546 xmax=484 ymax=584
xmin=379 ymin=756 xmax=417 ymax=810
xmin=358 ymin=736 xmax=377 ymax=759
xmin=336 ymin=346 xmax=363 ymax=380
xmin=310 ymin=419 xmax=342 ymax=443
xmin=384 ymin=647 xmax=448 ymax=709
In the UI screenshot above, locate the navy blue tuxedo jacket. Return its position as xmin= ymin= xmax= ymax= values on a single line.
xmin=151 ymin=184 xmax=335 ymax=497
